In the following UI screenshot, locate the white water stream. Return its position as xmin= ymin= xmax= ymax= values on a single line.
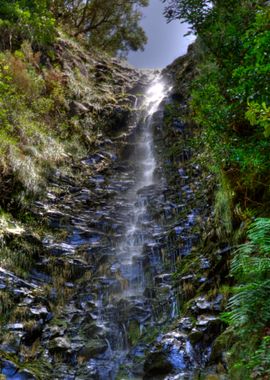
xmin=93 ymin=76 xmax=172 ymax=379
xmin=115 ymin=77 xmax=168 ymax=296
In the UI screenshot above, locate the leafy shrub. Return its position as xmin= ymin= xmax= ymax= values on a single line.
xmin=231 ymin=7 xmax=270 ymax=138
xmin=0 ymin=0 xmax=55 ymax=49
xmin=246 ymin=101 xmax=270 ymax=138
xmin=224 ymin=218 xmax=270 ymax=379
xmin=189 ymin=5 xmax=270 ymax=206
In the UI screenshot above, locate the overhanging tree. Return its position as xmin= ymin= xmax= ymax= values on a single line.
xmin=162 ymin=0 xmax=213 ymax=33
xmin=50 ymin=0 xmax=149 ymax=55
xmin=0 ymin=0 xmax=149 ymax=55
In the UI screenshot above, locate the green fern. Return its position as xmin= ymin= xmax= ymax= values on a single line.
xmin=231 ymin=218 xmax=270 ymax=279
xmin=224 ymin=218 xmax=270 ymax=378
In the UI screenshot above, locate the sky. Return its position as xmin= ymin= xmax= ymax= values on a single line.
xmin=128 ymin=0 xmax=196 ymax=69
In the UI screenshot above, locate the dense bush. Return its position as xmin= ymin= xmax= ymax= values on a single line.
xmin=235 ymin=7 xmax=270 ymax=138
xmin=0 ymin=0 xmax=55 ymax=49
xmin=190 ymin=5 xmax=270 ymax=205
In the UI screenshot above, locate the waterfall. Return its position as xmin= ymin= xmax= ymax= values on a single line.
xmin=115 ymin=77 xmax=167 ymax=297
xmin=91 ymin=75 xmax=173 ymax=379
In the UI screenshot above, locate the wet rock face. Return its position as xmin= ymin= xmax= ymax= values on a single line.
xmin=144 ymin=351 xmax=174 ymax=378
xmin=189 ymin=315 xmax=223 ymax=345
xmin=0 ymin=53 xmax=227 ymax=379
xmin=143 ymin=313 xmax=223 ymax=379
xmin=78 ymin=340 xmax=108 ymax=361
xmin=139 ymin=71 xmax=229 ymax=378
xmin=144 ymin=332 xmax=195 ymax=379
xmin=0 ymin=59 xmax=145 ymax=380
xmin=191 ymin=296 xmax=224 ymax=316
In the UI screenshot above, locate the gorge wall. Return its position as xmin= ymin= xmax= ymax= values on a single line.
xmin=0 ymin=37 xmax=230 ymax=380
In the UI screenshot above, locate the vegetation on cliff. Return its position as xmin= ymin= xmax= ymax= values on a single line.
xmin=164 ymin=0 xmax=270 ymax=378
xmin=0 ymin=0 xmax=146 ymax=219
xmin=0 ymin=0 xmax=148 ymax=54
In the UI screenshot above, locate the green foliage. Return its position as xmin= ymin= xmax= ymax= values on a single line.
xmin=191 ymin=61 xmax=230 ymax=132
xmin=187 ymin=4 xmax=270 ymax=205
xmin=231 ymin=7 xmax=270 ymax=138
xmin=249 ymin=336 xmax=270 ymax=379
xmin=231 ymin=218 xmax=270 ymax=281
xmin=88 ymin=7 xmax=148 ymax=56
xmin=0 ymin=0 xmax=55 ymax=49
xmin=163 ymin=0 xmax=213 ymax=33
xmin=190 ymin=63 xmax=270 ymax=195
xmin=231 ymin=7 xmax=270 ymax=104
xmin=0 ymin=0 xmax=148 ymax=55
xmin=223 ymin=218 xmax=270 ymax=378
xmin=246 ymin=101 xmax=270 ymax=137
xmin=51 ymin=0 xmax=149 ymax=55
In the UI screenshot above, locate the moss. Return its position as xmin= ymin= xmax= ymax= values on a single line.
xmin=128 ymin=320 xmax=141 ymax=346
xmin=0 ymin=291 xmax=14 ymax=324
xmin=116 ymin=365 xmax=131 ymax=380
xmin=209 ymin=328 xmax=235 ymax=365
xmin=0 ymin=232 xmax=44 ymax=277
xmin=0 ymin=350 xmax=52 ymax=380
xmin=142 ymin=325 xmax=164 ymax=345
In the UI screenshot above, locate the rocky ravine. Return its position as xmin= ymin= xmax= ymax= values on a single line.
xmin=0 ymin=44 xmax=229 ymax=380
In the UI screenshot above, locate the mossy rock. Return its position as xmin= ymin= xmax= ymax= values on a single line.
xmin=143 ymin=351 xmax=173 ymax=378
xmin=189 ymin=329 xmax=204 ymax=345
xmin=209 ymin=328 xmax=235 ymax=364
xmin=78 ymin=339 xmax=107 ymax=361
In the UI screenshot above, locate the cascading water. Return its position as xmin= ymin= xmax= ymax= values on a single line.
xmin=116 ymin=78 xmax=168 ymax=295
xmin=72 ymin=72 xmax=209 ymax=380
xmin=91 ymin=76 xmax=173 ymax=379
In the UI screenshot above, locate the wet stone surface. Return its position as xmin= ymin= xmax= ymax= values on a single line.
xmin=0 ymin=75 xmax=224 ymax=380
